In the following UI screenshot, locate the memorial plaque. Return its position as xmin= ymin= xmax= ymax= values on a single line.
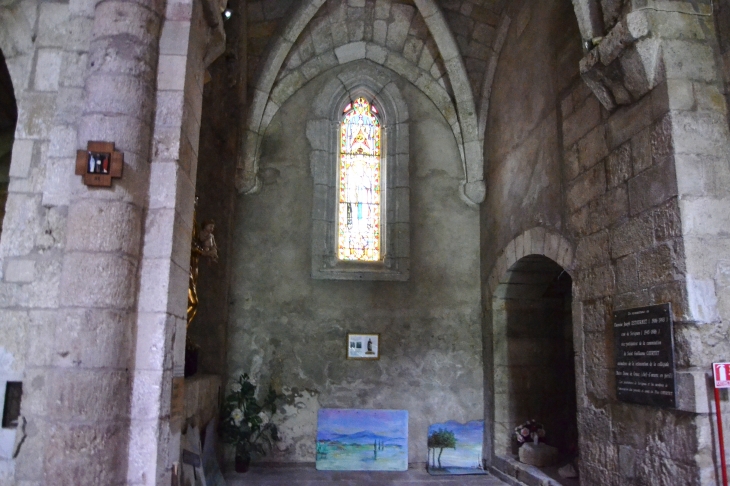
xmin=613 ymin=303 xmax=676 ymax=408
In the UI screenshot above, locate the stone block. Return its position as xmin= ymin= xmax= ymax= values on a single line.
xmin=160 ymin=20 xmax=191 ymax=56
xmin=334 ymin=41 xmax=366 ymax=64
xmin=631 ymin=150 xmax=678 ymax=215
xmin=577 ymin=124 xmax=609 ymax=171
xmin=36 ymin=2 xmax=69 ymax=48
xmin=607 ymin=94 xmax=652 ymax=149
xmin=385 ymin=4 xmax=415 ymax=53
xmin=606 ymin=143 xmax=632 ymax=188
xmin=672 ymin=110 xmax=730 ymax=158
xmin=60 ymin=252 xmax=137 ymax=309
xmin=44 ymin=422 xmax=129 ymax=485
xmin=563 ymin=96 xmax=602 ymax=149
xmin=157 ymin=54 xmax=188 ymax=92
xmin=8 ymin=139 xmax=34 ymax=179
xmin=15 ymin=92 xmax=56 ymax=139
xmin=631 ymin=126 xmax=652 ymax=174
xmin=576 ymin=230 xmax=609 ymax=269
xmin=33 ymin=49 xmax=62 ymax=92
xmin=4 ymin=259 xmax=35 ymax=283
xmin=637 ymin=243 xmax=682 ymax=288
xmin=91 ymin=1 xmax=162 ymax=46
xmin=140 ymin=208 xmax=176 ymax=260
xmin=154 ymin=90 xmax=186 ymax=128
xmin=582 ymin=297 xmax=611 ymax=333
xmin=47 ymin=125 xmax=77 ymax=158
xmin=575 ymin=264 xmax=615 ymax=300
xmin=615 ymin=254 xmax=639 ymax=294
xmin=610 ymin=213 xmax=653 ymax=259
xmin=270 ymin=70 xmax=307 ymax=105
xmin=66 ymin=199 xmax=143 ymax=256
xmin=518 ymin=442 xmax=558 ymax=467
xmin=663 ymin=40 xmax=717 ymax=83
xmin=652 ymin=199 xmax=681 ymax=242
xmin=134 ymin=312 xmax=173 ymax=372
xmin=366 ymin=43 xmax=388 ymax=64
xmin=53 ymin=308 xmax=134 ymax=369
xmin=563 ymin=144 xmax=580 ymax=181
xmin=566 ymin=162 xmax=606 ymax=212
xmin=675 ymin=370 xmax=710 ymax=414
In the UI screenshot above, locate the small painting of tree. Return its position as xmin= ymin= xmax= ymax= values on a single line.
xmin=427 ymin=428 xmax=457 ymax=469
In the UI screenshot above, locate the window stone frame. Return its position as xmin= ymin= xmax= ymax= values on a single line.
xmin=307 ymin=63 xmax=410 ymax=281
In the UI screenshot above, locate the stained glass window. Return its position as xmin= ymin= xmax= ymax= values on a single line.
xmin=338 ymin=97 xmax=382 ymax=261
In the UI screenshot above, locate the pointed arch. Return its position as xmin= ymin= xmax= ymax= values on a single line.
xmin=0 ymin=1 xmax=36 ymax=104
xmin=236 ymin=0 xmax=485 ymax=205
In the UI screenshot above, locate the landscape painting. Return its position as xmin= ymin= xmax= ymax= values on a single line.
xmin=316 ymin=409 xmax=408 ymax=471
xmin=427 ymin=420 xmax=486 ymax=475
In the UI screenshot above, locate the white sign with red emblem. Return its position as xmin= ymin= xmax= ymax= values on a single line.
xmin=714 ymin=363 xmax=730 ymax=388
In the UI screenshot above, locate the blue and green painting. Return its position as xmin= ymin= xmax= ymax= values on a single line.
xmin=427 ymin=420 xmax=486 ymax=476
xmin=316 ymin=409 xmax=408 ymax=471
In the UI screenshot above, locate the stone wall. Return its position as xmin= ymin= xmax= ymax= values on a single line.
xmin=0 ymin=0 xmax=226 ymax=484
xmin=227 ymin=63 xmax=483 ymax=464
xmin=483 ymin=1 xmax=730 ymax=485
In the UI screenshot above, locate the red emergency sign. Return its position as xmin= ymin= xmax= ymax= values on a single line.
xmin=714 ymin=363 xmax=730 ymax=388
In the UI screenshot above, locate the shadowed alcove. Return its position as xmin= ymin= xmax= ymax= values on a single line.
xmin=0 ymin=49 xmax=16 ymax=236
xmin=492 ymin=255 xmax=578 ymax=472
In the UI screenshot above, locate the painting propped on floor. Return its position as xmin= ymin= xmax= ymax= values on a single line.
xmin=316 ymin=409 xmax=408 ymax=471
xmin=427 ymin=420 xmax=487 ymax=476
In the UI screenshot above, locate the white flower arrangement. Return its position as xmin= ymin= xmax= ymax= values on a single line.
xmin=515 ymin=419 xmax=546 ymax=445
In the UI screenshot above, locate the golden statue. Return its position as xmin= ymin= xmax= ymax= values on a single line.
xmin=187 ymin=201 xmax=218 ymax=328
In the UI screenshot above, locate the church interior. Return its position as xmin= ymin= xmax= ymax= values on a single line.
xmin=2 ymin=0 xmax=730 ymax=485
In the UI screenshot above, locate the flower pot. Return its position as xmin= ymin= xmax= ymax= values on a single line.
xmin=235 ymin=455 xmax=250 ymax=473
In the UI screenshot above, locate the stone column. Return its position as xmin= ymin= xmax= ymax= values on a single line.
xmin=43 ymin=1 xmax=163 ymax=483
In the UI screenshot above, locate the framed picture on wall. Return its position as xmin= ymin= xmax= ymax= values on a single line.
xmin=347 ymin=333 xmax=380 ymax=360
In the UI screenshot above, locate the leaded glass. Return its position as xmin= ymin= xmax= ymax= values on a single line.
xmin=338 ymin=98 xmax=382 ymax=261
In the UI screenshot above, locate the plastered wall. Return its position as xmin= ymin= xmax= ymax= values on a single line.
xmin=227 ymin=63 xmax=483 ymax=464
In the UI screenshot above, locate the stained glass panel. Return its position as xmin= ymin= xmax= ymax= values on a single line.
xmin=338 ymin=98 xmax=382 ymax=261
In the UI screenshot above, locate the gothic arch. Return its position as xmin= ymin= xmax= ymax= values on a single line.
xmin=236 ymin=0 xmax=485 ymax=205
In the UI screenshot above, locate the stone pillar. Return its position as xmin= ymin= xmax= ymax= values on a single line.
xmin=41 ymin=1 xmax=163 ymax=484
xmin=127 ymin=0 xmax=224 ymax=483
xmin=574 ymin=2 xmax=730 ymax=484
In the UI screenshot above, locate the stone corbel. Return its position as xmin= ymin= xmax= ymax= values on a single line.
xmin=580 ymin=10 xmax=663 ymax=112
xmin=202 ymin=0 xmax=227 ymax=67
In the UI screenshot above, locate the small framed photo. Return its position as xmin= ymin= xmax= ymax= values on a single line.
xmin=347 ymin=333 xmax=380 ymax=360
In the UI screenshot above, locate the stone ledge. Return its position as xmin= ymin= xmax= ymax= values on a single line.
xmin=490 ymin=454 xmax=565 ymax=486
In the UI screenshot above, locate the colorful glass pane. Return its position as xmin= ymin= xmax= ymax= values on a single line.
xmin=338 ymin=98 xmax=382 ymax=262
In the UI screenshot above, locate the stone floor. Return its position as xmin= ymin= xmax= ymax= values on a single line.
xmin=225 ymin=464 xmax=509 ymax=485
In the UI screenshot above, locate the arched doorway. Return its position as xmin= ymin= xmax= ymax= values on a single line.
xmin=492 ymin=254 xmax=578 ymax=480
xmin=0 ymin=49 xmax=16 ymax=235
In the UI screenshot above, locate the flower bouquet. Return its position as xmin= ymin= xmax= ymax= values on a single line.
xmin=514 ymin=419 xmax=546 ymax=446
xmin=219 ymin=374 xmax=281 ymax=472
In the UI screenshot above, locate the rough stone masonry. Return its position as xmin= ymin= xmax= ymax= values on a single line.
xmin=0 ymin=1 xmax=729 ymax=485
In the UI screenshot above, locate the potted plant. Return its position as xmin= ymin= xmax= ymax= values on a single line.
xmin=219 ymin=374 xmax=281 ymax=472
